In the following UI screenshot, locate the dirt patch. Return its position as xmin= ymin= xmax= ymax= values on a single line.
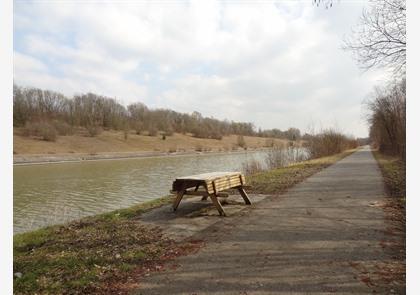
xmin=140 ymin=194 xmax=269 ymax=241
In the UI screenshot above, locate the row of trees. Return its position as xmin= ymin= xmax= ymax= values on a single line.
xmin=13 ymin=84 xmax=302 ymax=141
xmin=341 ymin=0 xmax=406 ymax=160
xmin=256 ymin=127 xmax=301 ymax=141
xmin=305 ymin=129 xmax=358 ymax=159
xmin=367 ymin=78 xmax=406 ymax=158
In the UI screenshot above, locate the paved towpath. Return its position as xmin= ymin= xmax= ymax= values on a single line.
xmin=135 ymin=147 xmax=401 ymax=294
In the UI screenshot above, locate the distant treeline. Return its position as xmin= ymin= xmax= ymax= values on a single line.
xmin=367 ymin=78 xmax=405 ymax=159
xmin=13 ymin=84 xmax=303 ymax=140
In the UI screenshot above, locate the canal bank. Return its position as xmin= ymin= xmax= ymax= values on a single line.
xmin=13 ymin=148 xmax=268 ymax=165
xmin=13 ymin=150 xmax=355 ymax=294
xmin=14 ymin=149 xmax=273 ymax=233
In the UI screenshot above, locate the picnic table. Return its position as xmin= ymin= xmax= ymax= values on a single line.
xmin=170 ymin=171 xmax=251 ymax=216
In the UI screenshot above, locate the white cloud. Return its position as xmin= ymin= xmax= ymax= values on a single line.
xmin=14 ymin=51 xmax=47 ymax=73
xmin=13 ymin=0 xmax=387 ymax=137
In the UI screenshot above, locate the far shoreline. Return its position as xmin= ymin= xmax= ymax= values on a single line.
xmin=13 ymin=147 xmax=270 ymax=166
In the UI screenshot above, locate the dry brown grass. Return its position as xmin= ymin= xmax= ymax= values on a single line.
xmin=247 ymin=149 xmax=356 ymax=195
xmin=13 ymin=128 xmax=294 ymax=156
xmin=13 ymin=197 xmax=203 ymax=295
xmin=349 ymin=150 xmax=406 ymax=292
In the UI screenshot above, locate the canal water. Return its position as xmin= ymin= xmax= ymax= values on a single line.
xmin=14 ymin=151 xmax=269 ymax=234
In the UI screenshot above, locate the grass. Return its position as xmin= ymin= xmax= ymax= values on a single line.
xmin=369 ymin=151 xmax=406 ymax=289
xmin=247 ymin=149 xmax=357 ymax=195
xmin=13 ymin=128 xmax=292 ymax=156
xmin=372 ymin=150 xmax=406 ymax=203
xmin=13 ymin=196 xmax=201 ymax=295
xmin=14 ymin=149 xmax=356 ymax=294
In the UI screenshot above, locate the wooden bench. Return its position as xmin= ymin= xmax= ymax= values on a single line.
xmin=170 ymin=171 xmax=251 ymax=216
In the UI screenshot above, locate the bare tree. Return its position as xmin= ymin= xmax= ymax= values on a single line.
xmin=313 ymin=0 xmax=334 ymax=9
xmin=367 ymin=78 xmax=405 ymax=158
xmin=14 ymin=84 xmax=306 ymax=140
xmin=343 ymin=0 xmax=406 ymax=76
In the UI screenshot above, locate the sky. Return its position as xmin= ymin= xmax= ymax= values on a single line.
xmin=13 ymin=0 xmax=389 ymax=138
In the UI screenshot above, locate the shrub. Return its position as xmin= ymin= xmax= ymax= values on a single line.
xmin=23 ymin=121 xmax=58 ymax=142
xmin=237 ymin=135 xmax=246 ymax=148
xmin=242 ymin=159 xmax=263 ymax=175
xmin=86 ymin=124 xmax=102 ymax=137
xmin=134 ymin=122 xmax=143 ymax=135
xmin=52 ymin=121 xmax=73 ymax=136
xmin=191 ymin=127 xmax=222 ymax=140
xmin=265 ymin=147 xmax=288 ymax=169
xmin=168 ymin=147 xmax=177 ymax=153
xmin=148 ymin=127 xmax=158 ymax=136
xmin=41 ymin=126 xmax=58 ymax=142
xmin=210 ymin=131 xmax=223 ymax=140
xmin=265 ymin=145 xmax=306 ymax=169
xmin=305 ymin=129 xmax=356 ymax=159
xmin=22 ymin=123 xmax=35 ymax=137
xmin=163 ymin=126 xmax=174 ymax=136
xmin=195 ymin=145 xmax=203 ymax=152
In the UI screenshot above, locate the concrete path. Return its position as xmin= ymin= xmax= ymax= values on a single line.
xmin=135 ymin=147 xmax=397 ymax=294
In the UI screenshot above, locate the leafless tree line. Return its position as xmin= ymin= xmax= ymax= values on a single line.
xmin=307 ymin=1 xmax=406 ymax=161
xmin=242 ymin=129 xmax=358 ymax=175
xmin=367 ymin=78 xmax=405 ymax=159
xmin=304 ymin=128 xmax=358 ymax=159
xmin=340 ymin=0 xmax=406 ymax=159
xmin=257 ymin=127 xmax=301 ymax=141
xmin=13 ymin=84 xmax=302 ymax=141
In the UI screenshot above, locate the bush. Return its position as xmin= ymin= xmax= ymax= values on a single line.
xmin=210 ymin=131 xmax=223 ymax=140
xmin=195 ymin=145 xmax=203 ymax=152
xmin=191 ymin=127 xmax=222 ymax=140
xmin=265 ymin=145 xmax=307 ymax=170
xmin=161 ymin=129 xmax=174 ymax=139
xmin=163 ymin=126 xmax=174 ymax=136
xmin=242 ymin=159 xmax=263 ymax=175
xmin=168 ymin=146 xmax=177 ymax=153
xmin=23 ymin=122 xmax=58 ymax=142
xmin=148 ymin=127 xmax=158 ymax=136
xmin=237 ymin=135 xmax=246 ymax=148
xmin=86 ymin=124 xmax=102 ymax=137
xmin=305 ymin=129 xmax=356 ymax=159
xmin=52 ymin=121 xmax=73 ymax=136
xmin=41 ymin=125 xmax=58 ymax=142
xmin=134 ymin=122 xmax=143 ymax=135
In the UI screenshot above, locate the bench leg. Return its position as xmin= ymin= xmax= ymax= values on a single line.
xmin=195 ymin=185 xmax=208 ymax=201
xmin=238 ymin=187 xmax=251 ymax=205
xmin=173 ymin=190 xmax=185 ymax=211
xmin=209 ymin=194 xmax=226 ymax=216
